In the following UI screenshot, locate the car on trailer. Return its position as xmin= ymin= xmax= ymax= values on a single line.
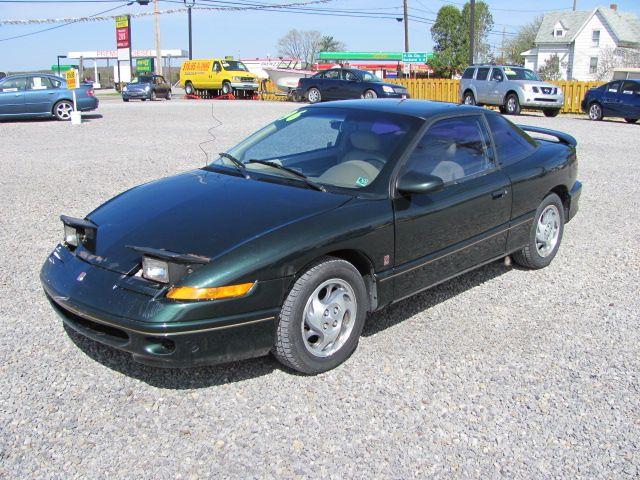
xmin=581 ymin=79 xmax=640 ymax=123
xmin=41 ymin=99 xmax=581 ymax=374
xmin=460 ymin=64 xmax=565 ymax=117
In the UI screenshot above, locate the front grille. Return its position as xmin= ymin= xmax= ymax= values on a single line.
xmin=540 ymin=87 xmax=557 ymax=95
xmin=239 ymin=77 xmax=255 ymax=83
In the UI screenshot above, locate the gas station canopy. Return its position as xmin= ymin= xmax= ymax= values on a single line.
xmin=67 ymin=49 xmax=187 ymax=60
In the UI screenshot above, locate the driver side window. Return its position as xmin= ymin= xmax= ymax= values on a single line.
xmin=491 ymin=69 xmax=504 ymax=81
xmin=212 ymin=62 xmax=221 ymax=72
xmin=404 ymin=116 xmax=495 ymax=184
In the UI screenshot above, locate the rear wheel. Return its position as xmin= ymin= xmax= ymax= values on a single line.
xmin=123 ymin=98 xmax=129 ymax=102
xmin=165 ymin=90 xmax=172 ymax=100
xmin=274 ymin=257 xmax=367 ymax=374
xmin=462 ymin=91 xmax=476 ymax=105
xmin=221 ymin=81 xmax=232 ymax=95
xmin=184 ymin=81 xmax=195 ymax=95
xmin=505 ymin=93 xmax=521 ymax=115
xmin=363 ymin=89 xmax=377 ymax=99
xmin=588 ymin=102 xmax=603 ymax=121
xmin=307 ymin=87 xmax=321 ymax=104
xmin=52 ymin=100 xmax=73 ymax=121
xmin=150 ymin=90 xmax=157 ymax=101
xmin=624 ymin=118 xmax=638 ymax=124
xmin=512 ymin=193 xmax=564 ymax=270
xmin=543 ymin=108 xmax=560 ymax=117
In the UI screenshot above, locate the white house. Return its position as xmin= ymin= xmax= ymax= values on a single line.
xmin=522 ymin=4 xmax=640 ymax=80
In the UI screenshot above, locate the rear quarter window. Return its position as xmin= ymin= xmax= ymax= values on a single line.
xmin=486 ymin=114 xmax=537 ymax=167
xmin=476 ymin=68 xmax=490 ymax=81
xmin=462 ymin=68 xmax=474 ymax=79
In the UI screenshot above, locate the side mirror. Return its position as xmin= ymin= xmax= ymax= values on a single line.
xmin=396 ymin=171 xmax=444 ymax=196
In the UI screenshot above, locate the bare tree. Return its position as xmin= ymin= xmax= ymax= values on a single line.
xmin=596 ymin=47 xmax=640 ymax=81
xmin=277 ymin=29 xmax=324 ymax=67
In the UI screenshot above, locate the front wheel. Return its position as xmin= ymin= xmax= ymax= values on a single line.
xmin=274 ymin=257 xmax=367 ymax=374
xmin=184 ymin=82 xmax=195 ymax=95
xmin=588 ymin=102 xmax=603 ymax=121
xmin=150 ymin=90 xmax=157 ymax=101
xmin=165 ymin=91 xmax=172 ymax=100
xmin=307 ymin=87 xmax=322 ymax=104
xmin=624 ymin=118 xmax=638 ymax=124
xmin=543 ymin=108 xmax=560 ymax=117
xmin=221 ymin=81 xmax=232 ymax=95
xmin=512 ymin=193 xmax=565 ymax=270
xmin=363 ymin=89 xmax=377 ymax=99
xmin=505 ymin=93 xmax=521 ymax=115
xmin=462 ymin=91 xmax=476 ymax=105
xmin=52 ymin=100 xmax=73 ymax=121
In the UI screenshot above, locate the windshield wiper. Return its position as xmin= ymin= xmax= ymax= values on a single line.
xmin=218 ymin=152 xmax=249 ymax=178
xmin=246 ymin=159 xmax=326 ymax=192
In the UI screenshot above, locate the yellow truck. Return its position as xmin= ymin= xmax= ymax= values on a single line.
xmin=180 ymin=58 xmax=260 ymax=97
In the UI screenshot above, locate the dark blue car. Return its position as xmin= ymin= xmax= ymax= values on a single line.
xmin=298 ymin=68 xmax=409 ymax=104
xmin=582 ymin=79 xmax=640 ymax=123
xmin=0 ymin=73 xmax=98 ymax=121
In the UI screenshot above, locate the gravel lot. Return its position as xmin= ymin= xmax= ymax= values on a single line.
xmin=1 ymin=98 xmax=639 ymax=479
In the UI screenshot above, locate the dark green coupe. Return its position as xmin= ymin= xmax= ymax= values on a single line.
xmin=41 ymin=100 xmax=581 ymax=374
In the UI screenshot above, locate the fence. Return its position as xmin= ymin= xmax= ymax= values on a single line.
xmin=260 ymin=78 xmax=602 ymax=114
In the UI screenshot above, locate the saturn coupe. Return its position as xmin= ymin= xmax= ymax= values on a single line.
xmin=41 ymin=100 xmax=581 ymax=374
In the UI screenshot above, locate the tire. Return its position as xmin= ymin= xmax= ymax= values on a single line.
xmin=363 ymin=89 xmax=378 ymax=99
xmin=543 ymin=108 xmax=560 ymax=117
xmin=588 ymin=102 xmax=603 ymax=121
xmin=624 ymin=118 xmax=638 ymax=124
xmin=307 ymin=87 xmax=322 ymax=104
xmin=221 ymin=81 xmax=232 ymax=95
xmin=498 ymin=105 xmax=507 ymax=114
xmin=52 ymin=100 xmax=73 ymax=121
xmin=504 ymin=93 xmax=521 ymax=115
xmin=184 ymin=82 xmax=195 ymax=95
xmin=462 ymin=91 xmax=476 ymax=105
xmin=512 ymin=193 xmax=565 ymax=270
xmin=165 ymin=90 xmax=172 ymax=100
xmin=274 ymin=257 xmax=368 ymax=374
xmin=123 ymin=98 xmax=129 ymax=102
xmin=150 ymin=90 xmax=157 ymax=101
xmin=141 ymin=98 xmax=147 ymax=102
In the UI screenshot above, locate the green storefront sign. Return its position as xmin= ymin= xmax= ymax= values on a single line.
xmin=318 ymin=51 xmax=433 ymax=62
xmin=51 ymin=65 xmax=76 ymax=73
xmin=136 ymin=57 xmax=154 ymax=73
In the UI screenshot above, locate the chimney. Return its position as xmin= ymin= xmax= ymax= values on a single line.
xmin=610 ymin=4 xmax=617 ymax=11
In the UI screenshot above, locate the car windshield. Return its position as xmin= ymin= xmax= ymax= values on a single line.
xmin=222 ymin=61 xmax=248 ymax=72
xmin=503 ymin=67 xmax=540 ymax=81
xmin=210 ymin=107 xmax=419 ymax=191
xmin=362 ymin=72 xmax=382 ymax=82
xmin=131 ymin=76 xmax=153 ymax=84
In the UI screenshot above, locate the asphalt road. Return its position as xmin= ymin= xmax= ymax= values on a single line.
xmin=1 ymin=98 xmax=639 ymax=479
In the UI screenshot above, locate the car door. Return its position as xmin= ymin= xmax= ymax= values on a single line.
xmin=158 ymin=75 xmax=170 ymax=94
xmin=601 ymin=81 xmax=622 ymax=116
xmin=392 ymin=114 xmax=511 ymax=299
xmin=342 ymin=70 xmax=362 ymax=99
xmin=619 ymin=81 xmax=640 ymax=119
xmin=23 ymin=76 xmax=59 ymax=114
xmin=210 ymin=61 xmax=223 ymax=89
xmin=474 ymin=67 xmax=491 ymax=103
xmin=488 ymin=68 xmax=505 ymax=104
xmin=0 ymin=76 xmax=27 ymax=115
xmin=321 ymin=69 xmax=342 ymax=100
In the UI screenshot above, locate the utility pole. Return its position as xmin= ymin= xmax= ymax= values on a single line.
xmin=184 ymin=0 xmax=194 ymax=60
xmin=573 ymin=0 xmax=577 ymax=11
xmin=469 ymin=0 xmax=475 ymax=65
xmin=501 ymin=26 xmax=505 ymax=63
xmin=154 ymin=0 xmax=163 ymax=75
xmin=403 ymin=0 xmax=409 ymax=53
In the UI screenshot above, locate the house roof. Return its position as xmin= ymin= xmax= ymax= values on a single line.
xmin=535 ymin=7 xmax=640 ymax=47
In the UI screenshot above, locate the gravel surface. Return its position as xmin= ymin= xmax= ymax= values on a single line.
xmin=1 ymin=99 xmax=639 ymax=479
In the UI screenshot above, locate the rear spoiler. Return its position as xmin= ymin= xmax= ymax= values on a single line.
xmin=517 ymin=125 xmax=577 ymax=148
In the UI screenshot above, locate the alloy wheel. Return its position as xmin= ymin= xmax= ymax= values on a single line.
xmin=535 ymin=205 xmax=560 ymax=257
xmin=589 ymin=103 xmax=602 ymax=120
xmin=55 ymin=101 xmax=73 ymax=120
xmin=307 ymin=88 xmax=321 ymax=103
xmin=301 ymin=278 xmax=357 ymax=358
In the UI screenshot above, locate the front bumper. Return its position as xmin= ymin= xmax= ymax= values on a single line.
xmin=40 ymin=244 xmax=285 ymax=367
xmin=381 ymin=91 xmax=410 ymax=99
xmin=122 ymin=89 xmax=150 ymax=100
xmin=521 ymin=94 xmax=565 ymax=109
xmin=230 ymin=82 xmax=259 ymax=91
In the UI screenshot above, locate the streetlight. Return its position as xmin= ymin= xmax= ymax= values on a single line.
xmin=184 ymin=0 xmax=195 ymax=60
xmin=56 ymin=55 xmax=67 ymax=77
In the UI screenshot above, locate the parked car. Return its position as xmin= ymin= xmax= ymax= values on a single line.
xmin=460 ymin=65 xmax=565 ymax=117
xmin=0 ymin=73 xmax=98 ymax=120
xmin=581 ymin=79 xmax=640 ymax=123
xmin=179 ymin=58 xmax=259 ymax=97
xmin=122 ymin=75 xmax=171 ymax=102
xmin=298 ymin=68 xmax=409 ymax=103
xmin=41 ymin=99 xmax=581 ymax=374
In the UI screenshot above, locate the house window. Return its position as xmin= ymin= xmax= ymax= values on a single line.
xmin=555 ymin=29 xmax=564 ymax=37
xmin=592 ymin=30 xmax=600 ymax=47
xmin=589 ymin=57 xmax=599 ymax=74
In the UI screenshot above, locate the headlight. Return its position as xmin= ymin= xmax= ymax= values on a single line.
xmin=382 ymin=85 xmax=395 ymax=93
xmin=64 ymin=224 xmax=79 ymax=247
xmin=61 ymin=215 xmax=97 ymax=249
xmin=233 ymin=76 xmax=241 ymax=82
xmin=556 ymin=87 xmax=562 ymax=95
xmin=167 ymin=282 xmax=255 ymax=300
xmin=142 ymin=257 xmax=170 ymax=283
xmin=122 ymin=85 xmax=128 ymax=92
xmin=144 ymin=85 xmax=151 ymax=91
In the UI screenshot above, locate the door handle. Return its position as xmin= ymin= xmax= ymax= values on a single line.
xmin=491 ymin=189 xmax=508 ymax=199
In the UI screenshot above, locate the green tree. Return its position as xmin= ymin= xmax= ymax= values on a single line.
xmin=318 ymin=35 xmax=345 ymax=53
xmin=538 ymin=54 xmax=562 ymax=81
xmin=461 ymin=1 xmax=494 ymax=63
xmin=502 ymin=16 xmax=542 ymax=65
xmin=428 ymin=5 xmax=466 ymax=78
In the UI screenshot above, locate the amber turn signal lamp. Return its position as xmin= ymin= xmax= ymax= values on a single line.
xmin=166 ymin=282 xmax=255 ymax=300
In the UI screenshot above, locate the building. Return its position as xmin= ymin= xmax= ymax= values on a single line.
xmin=522 ymin=4 xmax=640 ymax=80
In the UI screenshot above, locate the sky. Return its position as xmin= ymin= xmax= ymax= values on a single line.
xmin=1 ymin=0 xmax=639 ymax=71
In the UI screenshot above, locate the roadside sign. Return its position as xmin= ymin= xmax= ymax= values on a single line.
xmin=402 ymin=52 xmax=429 ymax=63
xmin=115 ymin=15 xmax=131 ymax=48
xmin=51 ymin=64 xmax=75 ymax=73
xmin=65 ymin=69 xmax=78 ymax=89
xmin=136 ymin=57 xmax=154 ymax=72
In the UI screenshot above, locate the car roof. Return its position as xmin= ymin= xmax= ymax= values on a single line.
xmin=307 ymin=99 xmax=488 ymax=120
xmin=1 ymin=73 xmax=61 ymax=80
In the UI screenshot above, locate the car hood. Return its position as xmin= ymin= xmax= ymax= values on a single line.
xmin=81 ymin=169 xmax=352 ymax=274
xmin=511 ymin=80 xmax=558 ymax=89
xmin=381 ymin=82 xmax=407 ymax=91
xmin=125 ymin=83 xmax=151 ymax=90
